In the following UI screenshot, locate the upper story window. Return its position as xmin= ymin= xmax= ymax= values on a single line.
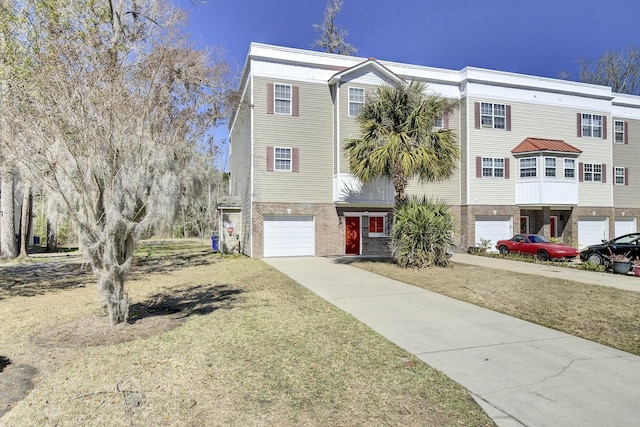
xmin=474 ymin=102 xmax=511 ymax=131
xmin=274 ymin=84 xmax=291 ymax=115
xmin=519 ymin=158 xmax=537 ymax=178
xmin=349 ymin=87 xmax=365 ymax=117
xmin=583 ymin=163 xmax=602 ymax=182
xmin=274 ymin=147 xmax=292 ymax=171
xmin=580 ymin=113 xmax=603 ymax=138
xmin=564 ymin=159 xmax=575 ymax=178
xmin=614 ymin=120 xmax=625 ymax=144
xmin=482 ymin=157 xmax=504 ymax=178
xmin=614 ymin=167 xmax=626 ymax=185
xmin=434 ymin=113 xmax=443 ymax=128
xmin=545 ymin=158 xmax=556 ymax=177
xmin=481 ymin=102 xmax=506 ymax=129
xmin=369 ymin=216 xmax=386 ymax=237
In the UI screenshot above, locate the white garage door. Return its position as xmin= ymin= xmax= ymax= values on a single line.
xmin=615 ymin=217 xmax=636 ymax=238
xmin=475 ymin=216 xmax=512 ymax=252
xmin=578 ymin=217 xmax=609 ymax=249
xmin=263 ymin=215 xmax=315 ymax=257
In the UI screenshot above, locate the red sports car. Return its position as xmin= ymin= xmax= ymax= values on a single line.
xmin=495 ymin=234 xmax=579 ymax=261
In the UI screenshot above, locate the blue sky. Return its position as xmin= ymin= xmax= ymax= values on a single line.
xmin=177 ymin=0 xmax=640 ymax=81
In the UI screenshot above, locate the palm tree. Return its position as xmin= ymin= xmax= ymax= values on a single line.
xmin=344 ymin=81 xmax=459 ymax=205
xmin=391 ymin=196 xmax=455 ymax=268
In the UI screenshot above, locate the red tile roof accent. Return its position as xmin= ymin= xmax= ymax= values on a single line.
xmin=511 ymin=138 xmax=582 ymax=154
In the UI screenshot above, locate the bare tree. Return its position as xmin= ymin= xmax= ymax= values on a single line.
xmin=0 ymin=172 xmax=16 ymax=258
xmin=312 ymin=0 xmax=357 ymax=55
xmin=577 ymin=46 xmax=640 ymax=95
xmin=0 ymin=0 xmax=17 ymax=258
xmin=18 ymin=179 xmax=32 ymax=257
xmin=175 ymin=137 xmax=228 ymax=239
xmin=6 ymin=0 xmax=231 ymax=324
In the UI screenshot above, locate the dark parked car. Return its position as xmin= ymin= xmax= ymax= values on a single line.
xmin=496 ymin=234 xmax=579 ymax=261
xmin=579 ymin=233 xmax=640 ymax=265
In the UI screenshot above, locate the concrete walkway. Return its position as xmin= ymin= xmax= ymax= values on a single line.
xmin=264 ymin=256 xmax=640 ymax=427
xmin=452 ymin=253 xmax=640 ymax=293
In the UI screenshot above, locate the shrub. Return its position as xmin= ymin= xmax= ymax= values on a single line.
xmin=390 ymin=196 xmax=455 ymax=268
xmin=580 ymin=261 xmax=605 ymax=272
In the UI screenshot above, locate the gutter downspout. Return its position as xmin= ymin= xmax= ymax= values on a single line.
xmin=249 ymin=72 xmax=255 ymax=257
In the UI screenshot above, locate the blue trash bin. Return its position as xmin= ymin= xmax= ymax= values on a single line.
xmin=211 ymin=233 xmax=219 ymax=252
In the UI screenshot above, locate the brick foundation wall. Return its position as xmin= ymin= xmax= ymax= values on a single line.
xmin=251 ymin=202 xmax=640 ymax=258
xmin=252 ymin=202 xmax=343 ymax=258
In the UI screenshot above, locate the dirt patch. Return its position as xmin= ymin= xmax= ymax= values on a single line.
xmin=32 ymin=308 xmax=186 ymax=349
xmin=1 ymin=306 xmax=185 ymax=417
xmin=0 ymin=358 xmax=38 ymax=418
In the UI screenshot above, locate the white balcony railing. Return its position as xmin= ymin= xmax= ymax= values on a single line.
xmin=334 ymin=174 xmax=395 ymax=205
xmin=515 ymin=180 xmax=578 ymax=205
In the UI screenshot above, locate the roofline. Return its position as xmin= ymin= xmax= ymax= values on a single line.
xmin=511 ymin=150 xmax=582 ymax=156
xmin=328 ymin=58 xmax=405 ymax=85
xmin=229 ymin=43 xmax=639 ymax=126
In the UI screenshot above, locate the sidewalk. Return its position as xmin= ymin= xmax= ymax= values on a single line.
xmin=452 ymin=253 xmax=640 ymax=293
xmin=264 ymin=256 xmax=640 ymax=427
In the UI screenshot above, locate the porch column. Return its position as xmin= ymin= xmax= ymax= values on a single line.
xmin=542 ymin=207 xmax=551 ymax=238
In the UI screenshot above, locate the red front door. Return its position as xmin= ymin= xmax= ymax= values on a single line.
xmin=550 ymin=216 xmax=557 ymax=238
xmin=345 ymin=217 xmax=360 ymax=255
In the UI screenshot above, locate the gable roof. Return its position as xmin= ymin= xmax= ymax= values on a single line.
xmin=511 ymin=138 xmax=582 ymax=155
xmin=328 ymin=58 xmax=405 ymax=85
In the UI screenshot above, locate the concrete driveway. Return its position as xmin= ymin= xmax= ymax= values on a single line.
xmin=264 ymin=256 xmax=640 ymax=427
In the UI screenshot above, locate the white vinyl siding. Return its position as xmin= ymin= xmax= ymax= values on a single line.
xmin=469 ymin=99 xmax=611 ymax=206
xmin=254 ymin=77 xmax=334 ymax=203
xmin=612 ymin=118 xmax=637 ymax=207
xmin=229 ymin=83 xmax=254 ymax=257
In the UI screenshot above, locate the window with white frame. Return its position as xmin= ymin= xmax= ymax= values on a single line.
xmin=564 ymin=158 xmax=575 ymax=178
xmin=274 ymin=84 xmax=291 ymax=115
xmin=348 ymin=87 xmax=365 ymax=117
xmin=615 ymin=167 xmax=625 ymax=185
xmin=519 ymin=158 xmax=537 ymax=177
xmin=369 ymin=216 xmax=385 ymax=237
xmin=581 ymin=113 xmax=602 ymax=138
xmin=482 ymin=157 xmax=504 ymax=177
xmin=614 ymin=120 xmax=625 ymax=144
xmin=545 ymin=157 xmax=556 ymax=177
xmin=481 ymin=102 xmax=506 ymax=129
xmin=274 ymin=147 xmax=292 ymax=171
xmin=583 ymin=163 xmax=602 ymax=182
xmin=434 ymin=113 xmax=443 ymax=128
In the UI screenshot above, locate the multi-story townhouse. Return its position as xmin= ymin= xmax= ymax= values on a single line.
xmin=228 ymin=43 xmax=640 ymax=258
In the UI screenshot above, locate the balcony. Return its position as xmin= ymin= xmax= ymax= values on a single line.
xmin=515 ymin=179 xmax=578 ymax=206
xmin=333 ymin=174 xmax=394 ymax=205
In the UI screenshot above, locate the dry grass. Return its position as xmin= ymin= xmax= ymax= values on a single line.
xmin=352 ymin=260 xmax=640 ymax=356
xmin=0 ymin=240 xmax=492 ymax=426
